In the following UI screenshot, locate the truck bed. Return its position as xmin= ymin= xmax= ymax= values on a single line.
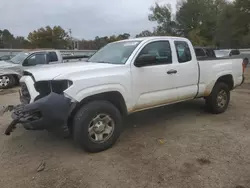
xmin=197 ymin=56 xmax=243 ymax=61
xmin=62 ymin=55 xmax=89 ymax=63
xmin=197 ymin=58 xmax=243 ymax=97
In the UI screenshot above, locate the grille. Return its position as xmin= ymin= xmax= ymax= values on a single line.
xmin=20 ymin=83 xmax=31 ymax=104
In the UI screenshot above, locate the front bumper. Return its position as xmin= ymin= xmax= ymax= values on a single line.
xmin=4 ymin=92 xmax=72 ymax=135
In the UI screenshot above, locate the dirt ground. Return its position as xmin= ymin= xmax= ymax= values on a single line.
xmin=0 ymin=69 xmax=250 ymax=188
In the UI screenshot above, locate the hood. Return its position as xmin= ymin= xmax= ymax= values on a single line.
xmin=0 ymin=60 xmax=21 ymax=76
xmin=24 ymin=62 xmax=122 ymax=81
xmin=0 ymin=60 xmax=19 ymax=69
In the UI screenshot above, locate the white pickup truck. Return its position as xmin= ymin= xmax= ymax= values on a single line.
xmin=3 ymin=36 xmax=244 ymax=153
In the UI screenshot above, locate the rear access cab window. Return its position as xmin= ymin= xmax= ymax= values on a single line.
xmin=174 ymin=41 xmax=192 ymax=63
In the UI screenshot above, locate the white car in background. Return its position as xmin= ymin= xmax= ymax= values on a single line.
xmin=0 ymin=50 xmax=89 ymax=89
xmin=215 ymin=49 xmax=241 ymax=58
xmin=215 ymin=49 xmax=249 ymax=67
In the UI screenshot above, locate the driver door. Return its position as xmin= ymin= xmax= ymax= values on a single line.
xmin=131 ymin=40 xmax=178 ymax=111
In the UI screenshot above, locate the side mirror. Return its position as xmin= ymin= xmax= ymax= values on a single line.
xmin=134 ymin=54 xmax=157 ymax=67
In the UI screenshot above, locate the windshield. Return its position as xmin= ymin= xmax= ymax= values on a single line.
xmin=88 ymin=41 xmax=141 ymax=64
xmin=215 ymin=50 xmax=230 ymax=57
xmin=9 ymin=52 xmax=30 ymax=64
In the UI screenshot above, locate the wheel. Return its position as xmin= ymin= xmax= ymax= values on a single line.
xmin=0 ymin=75 xmax=15 ymax=89
xmin=73 ymin=100 xmax=122 ymax=153
xmin=205 ymin=82 xmax=230 ymax=114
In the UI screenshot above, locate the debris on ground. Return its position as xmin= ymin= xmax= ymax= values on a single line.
xmin=196 ymin=157 xmax=211 ymax=165
xmin=158 ymin=139 xmax=165 ymax=144
xmin=36 ymin=161 xmax=46 ymax=172
xmin=235 ymin=186 xmax=245 ymax=188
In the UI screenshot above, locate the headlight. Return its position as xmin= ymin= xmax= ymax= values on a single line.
xmin=34 ymin=80 xmax=73 ymax=96
xmin=51 ymin=80 xmax=73 ymax=94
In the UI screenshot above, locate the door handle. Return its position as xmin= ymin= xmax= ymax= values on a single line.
xmin=167 ymin=70 xmax=177 ymax=74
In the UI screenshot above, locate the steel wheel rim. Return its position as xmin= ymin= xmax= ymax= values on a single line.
xmin=0 ymin=75 xmax=10 ymax=87
xmin=88 ymin=113 xmax=115 ymax=143
xmin=217 ymin=90 xmax=227 ymax=108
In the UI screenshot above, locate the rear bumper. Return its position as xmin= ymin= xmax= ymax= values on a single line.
xmin=5 ymin=92 xmax=72 ymax=135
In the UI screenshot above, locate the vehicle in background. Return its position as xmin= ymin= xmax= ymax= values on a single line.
xmin=215 ymin=49 xmax=249 ymax=66
xmin=3 ymin=36 xmax=244 ymax=153
xmin=194 ymin=46 xmax=216 ymax=59
xmin=0 ymin=50 xmax=89 ymax=89
xmin=0 ymin=55 xmax=15 ymax=61
xmin=61 ymin=52 xmax=74 ymax=56
xmin=215 ymin=49 xmax=241 ymax=58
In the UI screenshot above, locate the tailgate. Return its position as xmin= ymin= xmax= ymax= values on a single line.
xmin=232 ymin=58 xmax=244 ymax=87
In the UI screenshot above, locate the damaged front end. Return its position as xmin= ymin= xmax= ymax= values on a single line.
xmin=1 ymin=78 xmax=75 ymax=136
xmin=3 ymin=92 xmax=72 ymax=135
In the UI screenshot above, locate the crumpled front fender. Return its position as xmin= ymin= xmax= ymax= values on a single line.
xmin=20 ymin=92 xmax=72 ymax=130
xmin=3 ymin=92 xmax=72 ymax=135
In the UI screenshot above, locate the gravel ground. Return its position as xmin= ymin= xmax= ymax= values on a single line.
xmin=0 ymin=69 xmax=250 ymax=188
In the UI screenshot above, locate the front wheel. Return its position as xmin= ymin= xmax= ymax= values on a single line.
xmin=0 ymin=75 xmax=15 ymax=89
xmin=73 ymin=101 xmax=122 ymax=153
xmin=205 ymin=82 xmax=230 ymax=114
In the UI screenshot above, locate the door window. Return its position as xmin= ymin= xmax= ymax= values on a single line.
xmin=25 ymin=53 xmax=46 ymax=66
xmin=175 ymin=41 xmax=192 ymax=63
xmin=137 ymin=41 xmax=172 ymax=65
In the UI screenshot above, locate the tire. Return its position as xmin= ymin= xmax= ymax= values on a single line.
xmin=0 ymin=75 xmax=15 ymax=89
xmin=73 ymin=100 xmax=122 ymax=153
xmin=205 ymin=82 xmax=230 ymax=114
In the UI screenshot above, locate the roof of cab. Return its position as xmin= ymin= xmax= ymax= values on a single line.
xmin=114 ymin=36 xmax=189 ymax=43
xmin=22 ymin=49 xmax=58 ymax=54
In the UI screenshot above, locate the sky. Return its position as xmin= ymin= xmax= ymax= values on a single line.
xmin=0 ymin=0 xmax=177 ymax=39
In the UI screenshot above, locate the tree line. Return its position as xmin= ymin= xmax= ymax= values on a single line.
xmin=0 ymin=0 xmax=249 ymax=50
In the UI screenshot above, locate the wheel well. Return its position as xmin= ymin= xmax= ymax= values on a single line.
xmin=216 ymin=74 xmax=234 ymax=90
xmin=12 ymin=74 xmax=20 ymax=84
xmin=68 ymin=91 xmax=128 ymax=126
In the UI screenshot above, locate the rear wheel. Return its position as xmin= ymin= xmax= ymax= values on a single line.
xmin=0 ymin=75 xmax=15 ymax=89
xmin=205 ymin=82 xmax=230 ymax=114
xmin=73 ymin=101 xmax=122 ymax=153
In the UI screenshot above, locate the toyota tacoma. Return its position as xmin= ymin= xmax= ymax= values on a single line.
xmin=2 ymin=36 xmax=245 ymax=152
